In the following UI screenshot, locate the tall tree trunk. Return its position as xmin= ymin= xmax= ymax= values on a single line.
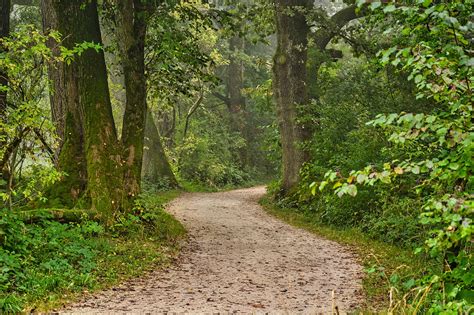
xmin=142 ymin=107 xmax=178 ymax=188
xmin=76 ymin=0 xmax=122 ymax=218
xmin=273 ymin=0 xmax=311 ymax=194
xmin=116 ymin=0 xmax=148 ymax=203
xmin=273 ymin=2 xmax=360 ymax=194
xmin=0 ymin=0 xmax=11 ymax=185
xmin=227 ymin=35 xmax=249 ymax=167
xmin=41 ymin=0 xmax=87 ymax=205
xmin=42 ymin=0 xmax=121 ymax=220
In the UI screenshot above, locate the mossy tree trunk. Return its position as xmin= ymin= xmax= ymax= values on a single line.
xmin=273 ymin=0 xmax=312 ymax=194
xmin=42 ymin=0 xmax=122 ymax=221
xmin=41 ymin=0 xmax=88 ymax=205
xmin=142 ymin=107 xmax=178 ymax=188
xmin=75 ymin=0 xmax=122 ymax=219
xmin=116 ymin=0 xmax=148 ymax=205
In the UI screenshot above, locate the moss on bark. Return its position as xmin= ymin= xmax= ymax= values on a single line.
xmin=44 ymin=0 xmax=123 ymax=223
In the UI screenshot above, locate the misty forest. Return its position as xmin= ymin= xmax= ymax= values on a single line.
xmin=0 ymin=0 xmax=472 ymax=313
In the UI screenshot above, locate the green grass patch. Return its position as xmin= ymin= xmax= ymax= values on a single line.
xmin=0 ymin=190 xmax=185 ymax=313
xmin=180 ymin=178 xmax=271 ymax=193
xmin=260 ymin=195 xmax=432 ymax=312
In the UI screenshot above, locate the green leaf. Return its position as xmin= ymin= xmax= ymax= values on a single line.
xmin=370 ymin=1 xmax=381 ymax=10
xmin=347 ymin=185 xmax=357 ymax=197
xmin=403 ymin=278 xmax=416 ymax=289
xmin=411 ymin=165 xmax=420 ymax=174
xmin=319 ymin=181 xmax=328 ymax=192
xmin=383 ymin=5 xmax=396 ymax=13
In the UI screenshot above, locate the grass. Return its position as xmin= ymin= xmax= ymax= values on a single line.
xmin=0 ymin=190 xmax=186 ymax=313
xmin=180 ymin=178 xmax=271 ymax=193
xmin=259 ymin=195 xmax=429 ymax=312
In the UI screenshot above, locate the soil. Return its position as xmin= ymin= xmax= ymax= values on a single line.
xmin=64 ymin=186 xmax=364 ymax=314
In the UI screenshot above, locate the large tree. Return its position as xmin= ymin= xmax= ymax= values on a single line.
xmin=273 ymin=0 xmax=312 ymax=194
xmin=273 ymin=1 xmax=360 ymax=193
xmin=142 ymin=107 xmax=178 ymax=187
xmin=213 ymin=35 xmax=249 ymax=167
xmin=41 ymin=0 xmax=87 ymax=204
xmin=42 ymin=0 xmax=122 ymax=220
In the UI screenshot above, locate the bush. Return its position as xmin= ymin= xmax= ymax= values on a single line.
xmin=0 ymin=191 xmax=185 ymax=312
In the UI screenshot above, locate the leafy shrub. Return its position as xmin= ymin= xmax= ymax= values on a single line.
xmin=0 ymin=191 xmax=185 ymax=312
xmin=314 ymin=1 xmax=473 ymax=311
xmin=0 ymin=210 xmax=104 ymax=311
xmin=177 ymin=133 xmax=249 ymax=188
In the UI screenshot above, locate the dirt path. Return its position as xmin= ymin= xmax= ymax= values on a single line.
xmin=65 ymin=186 xmax=364 ymax=314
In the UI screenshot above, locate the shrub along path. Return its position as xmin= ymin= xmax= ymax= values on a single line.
xmin=64 ymin=186 xmax=363 ymax=313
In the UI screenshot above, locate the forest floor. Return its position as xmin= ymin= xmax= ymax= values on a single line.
xmin=64 ymin=186 xmax=364 ymax=314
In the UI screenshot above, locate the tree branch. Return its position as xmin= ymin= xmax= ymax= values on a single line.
xmin=212 ymin=92 xmax=230 ymax=106
xmin=33 ymin=127 xmax=56 ymax=163
xmin=183 ymin=88 xmax=204 ymax=139
xmin=0 ymin=127 xmax=30 ymax=171
xmin=313 ymin=4 xmax=361 ymax=50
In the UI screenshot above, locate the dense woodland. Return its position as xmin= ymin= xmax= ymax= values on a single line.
xmin=0 ymin=0 xmax=472 ymax=313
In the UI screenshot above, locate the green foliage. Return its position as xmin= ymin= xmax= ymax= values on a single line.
xmin=0 ymin=25 xmax=62 ymax=206
xmin=0 ymin=191 xmax=184 ymax=312
xmin=177 ymin=131 xmax=249 ymax=188
xmin=315 ymin=0 xmax=473 ymax=311
xmin=0 ymin=25 xmax=101 ymax=208
xmin=0 ymin=210 xmax=104 ymax=311
xmin=274 ymin=54 xmax=429 ymax=247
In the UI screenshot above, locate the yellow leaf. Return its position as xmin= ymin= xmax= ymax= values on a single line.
xmin=394 ymin=167 xmax=404 ymax=175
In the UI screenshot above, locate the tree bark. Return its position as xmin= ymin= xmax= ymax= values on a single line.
xmin=142 ymin=107 xmax=178 ymax=188
xmin=227 ymin=35 xmax=249 ymax=167
xmin=273 ymin=0 xmax=312 ymax=194
xmin=41 ymin=0 xmax=88 ymax=205
xmin=116 ymin=0 xmax=148 ymax=203
xmin=273 ymin=2 xmax=361 ymax=194
xmin=75 ymin=0 xmax=122 ymax=219
xmin=42 ymin=0 xmax=121 ymax=220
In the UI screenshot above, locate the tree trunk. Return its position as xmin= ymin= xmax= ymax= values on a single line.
xmin=273 ymin=2 xmax=360 ymax=194
xmin=116 ymin=0 xmax=148 ymax=204
xmin=227 ymin=35 xmax=249 ymax=167
xmin=42 ymin=0 xmax=122 ymax=220
xmin=76 ymin=0 xmax=122 ymax=219
xmin=273 ymin=0 xmax=312 ymax=194
xmin=142 ymin=107 xmax=178 ymax=188
xmin=41 ymin=0 xmax=88 ymax=205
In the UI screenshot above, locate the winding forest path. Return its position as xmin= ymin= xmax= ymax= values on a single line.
xmin=66 ymin=186 xmax=364 ymax=314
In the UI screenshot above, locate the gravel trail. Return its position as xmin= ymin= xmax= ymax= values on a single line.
xmin=65 ymin=186 xmax=364 ymax=314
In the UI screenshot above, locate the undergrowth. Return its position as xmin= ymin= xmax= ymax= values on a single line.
xmin=0 ymin=190 xmax=185 ymax=313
